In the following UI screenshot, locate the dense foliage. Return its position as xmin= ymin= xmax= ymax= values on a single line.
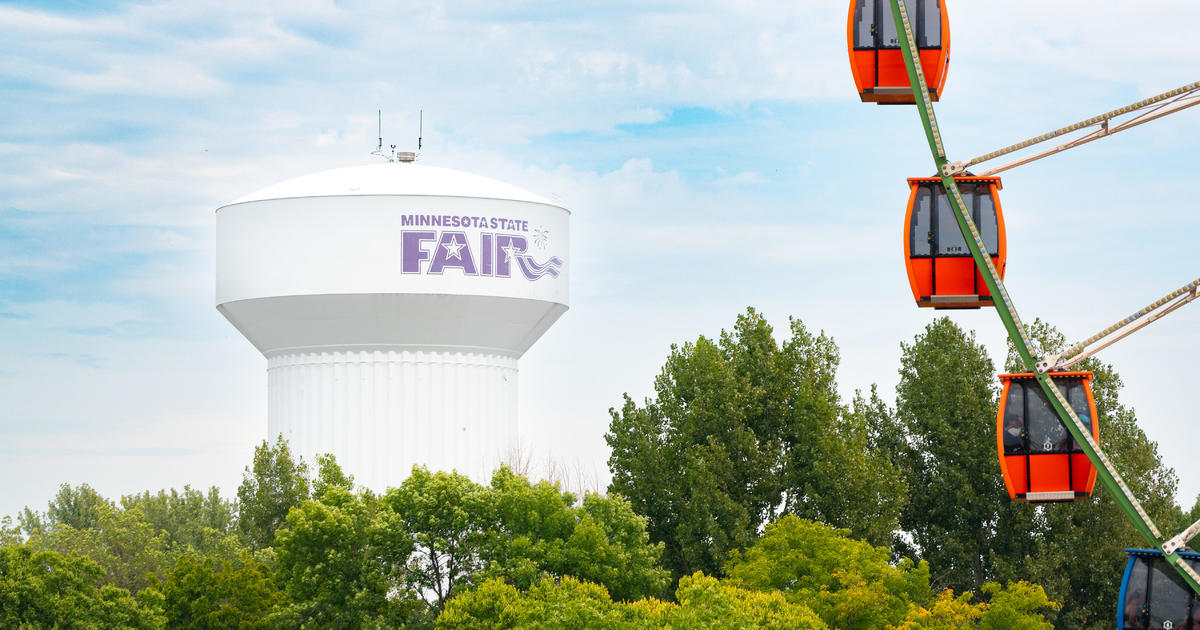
xmin=1 ymin=309 xmax=1189 ymax=628
xmin=0 ymin=545 xmax=164 ymax=629
xmin=437 ymin=517 xmax=1058 ymax=630
xmin=889 ymin=318 xmax=1028 ymax=593
xmin=606 ymin=308 xmax=904 ymax=580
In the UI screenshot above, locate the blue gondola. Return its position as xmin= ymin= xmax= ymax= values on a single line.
xmin=1119 ymin=549 xmax=1200 ymax=629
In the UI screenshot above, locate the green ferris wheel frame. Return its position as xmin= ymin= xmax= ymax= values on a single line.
xmin=882 ymin=0 xmax=1200 ymax=597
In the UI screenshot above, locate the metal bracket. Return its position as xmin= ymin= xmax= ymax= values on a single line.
xmin=1164 ymin=518 xmax=1200 ymax=555
xmin=942 ymin=161 xmax=966 ymax=177
xmin=1034 ymin=353 xmax=1061 ymax=374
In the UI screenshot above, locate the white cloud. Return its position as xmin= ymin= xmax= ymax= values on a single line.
xmin=2 ymin=0 xmax=1199 ymax=520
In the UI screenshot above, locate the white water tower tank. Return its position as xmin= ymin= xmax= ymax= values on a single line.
xmin=215 ymin=160 xmax=569 ymax=489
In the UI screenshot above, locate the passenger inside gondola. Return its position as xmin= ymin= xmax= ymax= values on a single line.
xmin=1003 ymin=409 xmax=1023 ymax=447
xmin=1119 ymin=550 xmax=1200 ymax=629
xmin=1123 ymin=589 xmax=1146 ymax=629
xmin=996 ymin=373 xmax=1099 ymax=502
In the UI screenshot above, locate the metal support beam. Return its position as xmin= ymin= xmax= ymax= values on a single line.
xmin=974 ymin=92 xmax=1200 ymax=177
xmin=943 ymin=82 xmax=1200 ymax=177
xmin=1038 ymin=283 xmax=1200 ymax=373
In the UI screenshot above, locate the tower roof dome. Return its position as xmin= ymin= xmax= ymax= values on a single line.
xmin=226 ymin=162 xmax=561 ymax=208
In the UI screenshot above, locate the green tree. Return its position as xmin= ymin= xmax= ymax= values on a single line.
xmin=386 ymin=467 xmax=491 ymax=611
xmin=273 ymin=486 xmax=416 ymax=628
xmin=31 ymin=503 xmax=175 ymax=593
xmin=436 ymin=577 xmax=632 ymax=630
xmin=237 ymin=435 xmax=311 ymax=550
xmin=0 ymin=544 xmax=165 ymax=629
xmin=155 ymin=551 xmax=283 ymax=629
xmin=651 ymin=573 xmax=828 ymax=629
xmin=15 ymin=482 xmax=111 ymax=538
xmin=436 ymin=574 xmax=829 ymax=630
xmin=0 ymin=516 xmax=20 ymax=547
xmin=890 ymin=581 xmax=1057 ymax=630
xmin=436 ymin=516 xmax=1056 ymax=630
xmin=976 ymin=581 xmax=1059 ymax=630
xmin=120 ymin=485 xmax=238 ymax=554
xmin=384 ymin=466 xmax=667 ymax=611
xmin=313 ymin=453 xmax=356 ymax=499
xmin=892 ymin=317 xmax=1036 ymax=593
xmin=607 ymin=308 xmax=904 ymax=581
xmin=481 ymin=467 xmax=668 ymax=601
xmin=724 ymin=515 xmax=931 ymax=629
xmin=48 ymin=483 xmax=112 ymax=531
xmin=723 ymin=515 xmax=1057 ymax=630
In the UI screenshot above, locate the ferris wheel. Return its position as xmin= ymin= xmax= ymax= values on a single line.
xmin=847 ymin=1 xmax=1200 ymax=626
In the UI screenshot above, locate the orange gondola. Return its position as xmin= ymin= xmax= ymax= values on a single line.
xmin=848 ymin=0 xmax=950 ymax=104
xmin=903 ymin=177 xmax=1006 ymax=309
xmin=996 ymin=372 xmax=1100 ymax=503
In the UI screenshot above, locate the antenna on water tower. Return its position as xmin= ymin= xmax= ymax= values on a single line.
xmin=370 ymin=109 xmax=396 ymax=161
xmin=372 ymin=110 xmax=419 ymax=163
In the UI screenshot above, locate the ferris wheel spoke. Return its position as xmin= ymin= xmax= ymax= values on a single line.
xmin=1038 ymin=279 xmax=1200 ymax=373
xmin=944 ymin=81 xmax=1200 ymax=177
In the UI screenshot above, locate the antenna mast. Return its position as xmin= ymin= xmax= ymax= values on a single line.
xmin=371 ymin=109 xmax=394 ymax=161
xmin=371 ymin=110 xmax=419 ymax=162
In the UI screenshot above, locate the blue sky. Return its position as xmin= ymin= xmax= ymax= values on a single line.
xmin=2 ymin=0 xmax=1199 ymax=522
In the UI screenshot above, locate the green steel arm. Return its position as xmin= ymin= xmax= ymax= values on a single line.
xmin=886 ymin=0 xmax=1200 ymax=596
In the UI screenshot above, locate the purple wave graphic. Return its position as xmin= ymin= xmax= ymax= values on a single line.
xmin=516 ymin=255 xmax=563 ymax=281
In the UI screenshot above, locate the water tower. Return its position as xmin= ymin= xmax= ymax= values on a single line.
xmin=215 ymin=155 xmax=569 ymax=489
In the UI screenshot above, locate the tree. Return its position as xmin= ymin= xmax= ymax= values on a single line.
xmin=155 ymin=552 xmax=283 ymax=629
xmin=0 ymin=544 xmax=164 ymax=629
xmin=436 ymin=515 xmax=1057 ymax=630
xmin=273 ymin=486 xmax=416 ymax=628
xmin=724 ymin=515 xmax=931 ymax=629
xmin=892 ymin=317 xmax=1037 ymax=593
xmin=237 ymin=435 xmax=311 ymax=550
xmin=383 ymin=466 xmax=668 ymax=611
xmin=48 ymin=483 xmax=111 ymax=531
xmin=14 ymin=482 xmax=111 ymax=538
xmin=313 ymin=453 xmax=356 ymax=499
xmin=652 ymin=573 xmax=828 ymax=630
xmin=0 ymin=516 xmax=20 ymax=547
xmin=30 ymin=503 xmax=175 ymax=593
xmin=724 ymin=515 xmax=1057 ymax=630
xmin=889 ymin=582 xmax=1057 ymax=630
xmin=386 ymin=467 xmax=491 ymax=611
xmin=607 ymin=308 xmax=904 ymax=581
xmin=120 ymin=486 xmax=238 ymax=554
xmin=436 ymin=574 xmax=829 ymax=630
xmin=436 ymin=577 xmax=632 ymax=630
xmin=480 ymin=467 xmax=668 ymax=601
